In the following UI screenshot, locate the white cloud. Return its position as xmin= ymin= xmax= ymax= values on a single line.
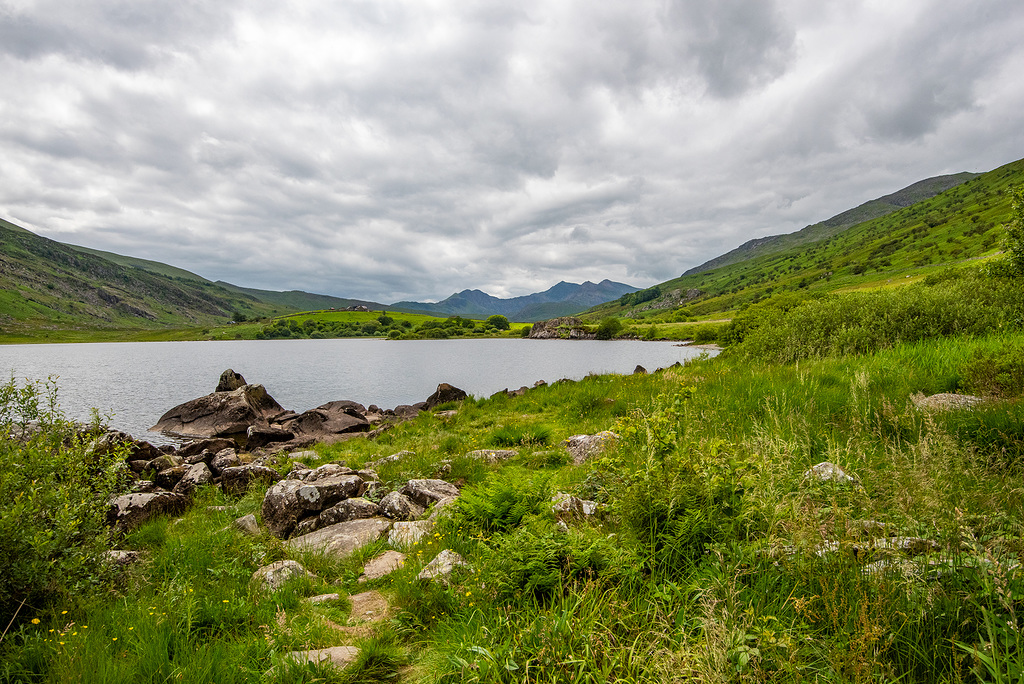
xmin=1 ymin=0 xmax=1023 ymax=302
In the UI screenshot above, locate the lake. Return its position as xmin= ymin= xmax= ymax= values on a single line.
xmin=0 ymin=338 xmax=712 ymax=443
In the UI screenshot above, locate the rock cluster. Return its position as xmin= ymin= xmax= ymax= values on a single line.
xmin=151 ymin=370 xmax=469 ymax=452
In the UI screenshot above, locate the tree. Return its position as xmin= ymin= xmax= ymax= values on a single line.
xmin=485 ymin=314 xmax=510 ymax=331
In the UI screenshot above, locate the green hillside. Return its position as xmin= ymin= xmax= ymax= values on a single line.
xmin=588 ymin=158 xmax=1023 ymax=324
xmin=682 ymin=172 xmax=979 ymax=275
xmin=0 ymin=220 xmax=290 ymax=340
xmin=214 ymin=281 xmax=386 ymax=312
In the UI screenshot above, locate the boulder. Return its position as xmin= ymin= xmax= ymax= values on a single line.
xmin=400 ymin=479 xmax=459 ymax=508
xmin=320 ymin=498 xmax=382 ymax=526
xmin=379 ymin=491 xmax=425 ymax=521
xmin=246 ymin=425 xmax=294 ymax=450
xmin=417 ymin=549 xmax=468 ymax=581
xmin=564 ymin=431 xmax=618 ymax=465
xmin=424 ymin=383 xmax=468 ymax=410
xmin=427 ymin=496 xmax=459 ymax=521
xmin=147 ymin=454 xmax=182 ymax=471
xmin=388 ymin=520 xmax=434 ymax=548
xmin=151 ymin=384 xmax=284 ymax=438
xmin=296 ymin=474 xmax=366 ymax=511
xmin=262 ymin=479 xmax=308 ymax=538
xmin=278 ymin=403 xmax=369 ymax=443
xmin=633 ymin=365 xmax=647 ymax=375
xmin=154 ymin=466 xmax=188 ymax=490
xmin=220 ymin=464 xmax=281 ymax=495
xmin=305 ymin=463 xmax=356 ymax=481
xmin=551 ymin=492 xmax=600 ymax=521
xmin=288 ymin=517 xmax=392 ymax=558
xmin=178 ymin=438 xmax=236 ymax=460
xmin=251 ymin=559 xmax=314 ymax=592
xmin=172 ymin=462 xmax=213 ymax=495
xmin=210 ymin=448 xmax=241 ymax=474
xmin=87 ymin=430 xmax=163 ymax=461
xmin=215 ymin=369 xmax=247 ymax=393
xmin=392 ymin=405 xmax=423 ymax=419
xmin=107 ymin=492 xmax=190 ymax=530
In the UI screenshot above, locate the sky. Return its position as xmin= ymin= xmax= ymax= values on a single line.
xmin=2 ymin=1 xmax=1024 ymax=304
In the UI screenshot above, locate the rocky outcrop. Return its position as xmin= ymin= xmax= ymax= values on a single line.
xmin=151 ymin=384 xmax=284 ymax=439
xmin=528 ymin=317 xmax=595 ymax=340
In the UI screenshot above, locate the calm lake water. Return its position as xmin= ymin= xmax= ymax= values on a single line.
xmin=0 ymin=338 xmax=712 ymax=443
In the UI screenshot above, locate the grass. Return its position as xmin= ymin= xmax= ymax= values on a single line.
xmin=3 ymin=294 xmax=1024 ymax=681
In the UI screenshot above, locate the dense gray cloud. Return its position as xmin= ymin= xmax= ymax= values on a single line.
xmin=1 ymin=0 xmax=1023 ymax=303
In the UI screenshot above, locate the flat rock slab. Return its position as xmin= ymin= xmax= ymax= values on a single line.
xmin=348 ymin=590 xmax=389 ymax=624
xmin=359 ymin=550 xmax=407 ymax=582
xmin=286 ymin=646 xmax=360 ymax=670
xmin=465 ymin=449 xmax=517 ymax=463
xmin=306 ymin=593 xmax=341 ymax=605
xmin=912 ymin=392 xmax=983 ymax=411
xmin=287 ymin=517 xmax=392 ymax=558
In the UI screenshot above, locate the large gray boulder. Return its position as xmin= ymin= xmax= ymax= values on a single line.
xmin=261 ymin=479 xmax=308 ymax=538
xmin=107 ymin=492 xmax=190 ymax=530
xmin=564 ymin=431 xmax=618 ymax=465
xmin=296 ymin=474 xmax=366 ymax=511
xmin=379 ymin=491 xmax=425 ymax=521
xmin=287 ymin=517 xmax=392 ymax=558
xmin=220 ymin=463 xmax=282 ymax=495
xmin=277 ymin=402 xmax=370 ymax=443
xmin=319 ymin=498 xmax=382 ymax=526
xmin=151 ymin=384 xmax=284 ymax=438
xmin=172 ymin=462 xmax=213 ymax=495
xmin=400 ymin=479 xmax=459 ymax=508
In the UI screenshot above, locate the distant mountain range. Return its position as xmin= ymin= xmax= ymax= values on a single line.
xmin=682 ymin=172 xmax=979 ymax=276
xmin=392 ymin=280 xmax=640 ymax=322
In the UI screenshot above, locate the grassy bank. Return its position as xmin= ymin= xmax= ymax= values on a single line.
xmin=2 ymin=312 xmax=1023 ymax=681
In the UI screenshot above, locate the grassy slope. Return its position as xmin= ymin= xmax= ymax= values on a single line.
xmin=681 ymin=171 xmax=979 ymax=276
xmin=0 ymin=220 xmax=295 ymax=341
xmin=590 ymin=160 xmax=1022 ymax=323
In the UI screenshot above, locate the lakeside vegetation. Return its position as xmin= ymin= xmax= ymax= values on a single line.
xmin=2 ymin=224 xmax=1024 ymax=680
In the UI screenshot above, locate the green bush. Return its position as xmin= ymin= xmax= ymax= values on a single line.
xmin=0 ymin=378 xmax=127 ymax=626
xmin=960 ymin=342 xmax=1024 ymax=398
xmin=595 ymin=317 xmax=623 ymax=340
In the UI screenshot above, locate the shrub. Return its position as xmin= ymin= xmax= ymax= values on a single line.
xmin=595 ymin=317 xmax=623 ymax=340
xmin=960 ymin=342 xmax=1024 ymax=398
xmin=0 ymin=378 xmax=127 ymax=626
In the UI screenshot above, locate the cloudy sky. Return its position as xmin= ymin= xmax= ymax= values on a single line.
xmin=2 ymin=0 xmax=1023 ymax=303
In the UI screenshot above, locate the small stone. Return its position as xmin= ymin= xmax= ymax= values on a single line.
xmin=306 ymin=593 xmax=341 ymax=605
xmin=251 ymin=560 xmax=314 ymax=592
xmin=232 ymin=513 xmax=260 ymax=536
xmin=400 ymin=479 xmax=460 ymax=508
xmin=286 ymin=646 xmax=360 ymax=670
xmin=417 ymin=549 xmax=468 ymax=581
xmin=465 ymin=449 xmax=517 ymax=463
xmin=803 ymin=461 xmax=857 ymax=485
xmin=359 ymin=550 xmax=407 ymax=582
